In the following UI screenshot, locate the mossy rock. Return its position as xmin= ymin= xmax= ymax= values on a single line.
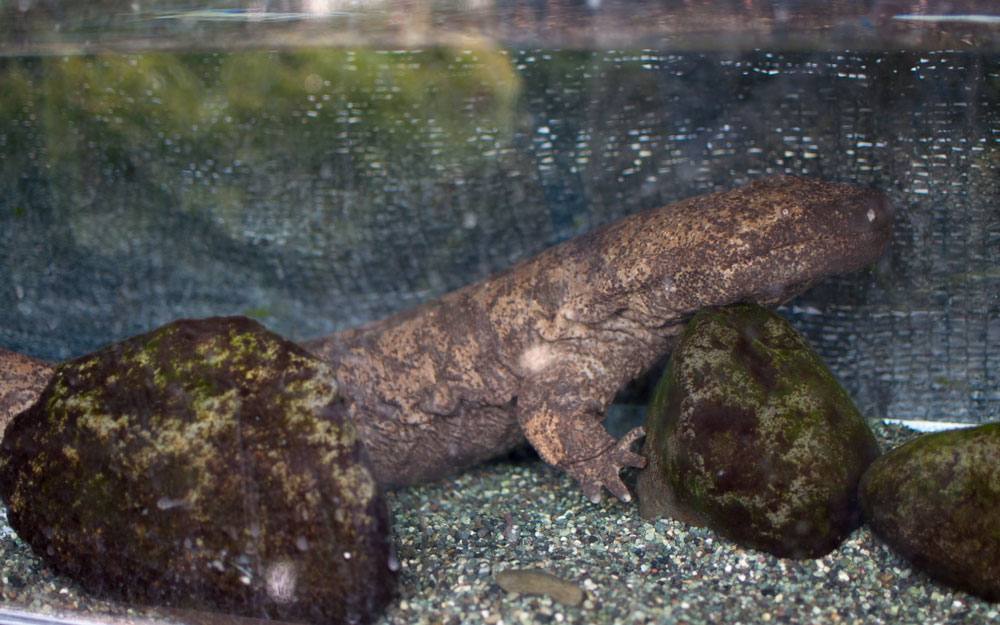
xmin=637 ymin=303 xmax=880 ymax=558
xmin=860 ymin=423 xmax=1000 ymax=602
xmin=0 ymin=316 xmax=394 ymax=624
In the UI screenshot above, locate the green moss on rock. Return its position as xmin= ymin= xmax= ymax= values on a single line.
xmin=0 ymin=316 xmax=394 ymax=624
xmin=637 ymin=304 xmax=880 ymax=559
xmin=860 ymin=423 xmax=1000 ymax=602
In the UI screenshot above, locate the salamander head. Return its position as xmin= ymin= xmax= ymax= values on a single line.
xmin=606 ymin=175 xmax=894 ymax=319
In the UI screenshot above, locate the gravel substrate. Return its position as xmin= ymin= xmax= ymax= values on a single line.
xmin=2 ymin=421 xmax=999 ymax=625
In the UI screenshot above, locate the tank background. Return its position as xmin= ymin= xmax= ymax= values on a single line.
xmin=0 ymin=49 xmax=997 ymax=425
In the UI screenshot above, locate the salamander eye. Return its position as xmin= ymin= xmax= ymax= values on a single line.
xmin=867 ymin=208 xmax=877 ymax=223
xmin=774 ymin=205 xmax=794 ymax=219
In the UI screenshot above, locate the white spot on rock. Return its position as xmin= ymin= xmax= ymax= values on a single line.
xmin=265 ymin=560 xmax=298 ymax=603
xmin=156 ymin=496 xmax=191 ymax=510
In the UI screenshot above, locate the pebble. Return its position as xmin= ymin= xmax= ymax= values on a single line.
xmin=0 ymin=317 xmax=394 ymax=625
xmin=861 ymin=422 xmax=1000 ymax=601
xmin=637 ymin=304 xmax=880 ymax=558
xmin=2 ymin=421 xmax=1000 ymax=624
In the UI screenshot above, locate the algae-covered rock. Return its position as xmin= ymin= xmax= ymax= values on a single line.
xmin=636 ymin=304 xmax=880 ymax=558
xmin=860 ymin=423 xmax=1000 ymax=602
xmin=0 ymin=316 xmax=395 ymax=624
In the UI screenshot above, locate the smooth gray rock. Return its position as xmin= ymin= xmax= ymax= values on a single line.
xmin=637 ymin=303 xmax=880 ymax=558
xmin=0 ymin=316 xmax=395 ymax=624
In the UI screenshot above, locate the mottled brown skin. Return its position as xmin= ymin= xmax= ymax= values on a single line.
xmin=302 ymin=175 xmax=894 ymax=502
xmin=0 ymin=348 xmax=53 ymax=435
xmin=0 ymin=176 xmax=894 ymax=503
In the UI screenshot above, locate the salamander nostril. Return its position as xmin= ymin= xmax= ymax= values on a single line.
xmin=863 ymin=192 xmax=895 ymax=230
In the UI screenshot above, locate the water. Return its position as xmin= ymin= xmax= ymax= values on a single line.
xmin=3 ymin=47 xmax=996 ymax=424
xmin=0 ymin=1 xmax=998 ymax=623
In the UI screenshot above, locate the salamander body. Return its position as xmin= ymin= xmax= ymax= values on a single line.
xmin=303 ymin=176 xmax=894 ymax=501
xmin=1 ymin=176 xmax=894 ymax=502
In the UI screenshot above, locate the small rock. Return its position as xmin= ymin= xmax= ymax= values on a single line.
xmin=0 ymin=316 xmax=394 ymax=624
xmin=495 ymin=569 xmax=585 ymax=606
xmin=860 ymin=423 xmax=1000 ymax=602
xmin=637 ymin=304 xmax=880 ymax=558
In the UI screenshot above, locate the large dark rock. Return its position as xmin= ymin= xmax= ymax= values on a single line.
xmin=637 ymin=304 xmax=880 ymax=558
xmin=860 ymin=423 xmax=1000 ymax=602
xmin=0 ymin=316 xmax=395 ymax=624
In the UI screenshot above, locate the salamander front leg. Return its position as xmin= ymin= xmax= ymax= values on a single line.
xmin=563 ymin=425 xmax=647 ymax=503
xmin=518 ymin=399 xmax=646 ymax=503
